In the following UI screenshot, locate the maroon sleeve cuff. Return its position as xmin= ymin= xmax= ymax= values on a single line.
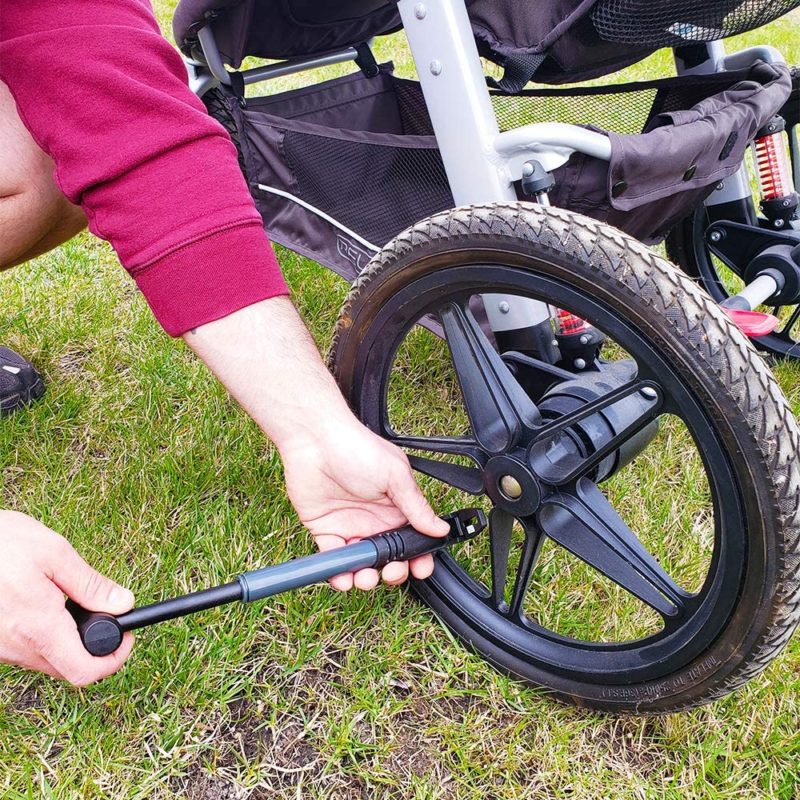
xmin=131 ymin=222 xmax=289 ymax=337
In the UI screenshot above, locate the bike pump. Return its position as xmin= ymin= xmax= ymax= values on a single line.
xmin=67 ymin=508 xmax=486 ymax=657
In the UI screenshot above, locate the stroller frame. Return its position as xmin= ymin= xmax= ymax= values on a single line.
xmin=167 ymin=0 xmax=800 ymax=713
xmin=183 ymin=0 xmax=791 ymax=338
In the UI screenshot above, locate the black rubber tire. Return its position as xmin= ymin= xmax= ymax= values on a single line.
xmin=329 ymin=202 xmax=800 ymax=713
xmin=202 ymin=88 xmax=248 ymax=179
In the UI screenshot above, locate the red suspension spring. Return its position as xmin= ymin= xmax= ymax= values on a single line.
xmin=556 ymin=309 xmax=589 ymax=335
xmin=753 ymin=124 xmax=793 ymax=202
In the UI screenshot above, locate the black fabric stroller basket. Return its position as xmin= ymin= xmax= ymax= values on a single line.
xmin=501 ymin=61 xmax=793 ymax=242
xmin=215 ymin=61 xmax=791 ymax=279
xmin=175 ymin=0 xmax=800 ymax=87
xmin=229 ymin=68 xmax=452 ymax=279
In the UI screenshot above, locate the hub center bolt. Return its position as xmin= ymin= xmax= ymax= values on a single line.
xmin=500 ymin=475 xmax=523 ymax=499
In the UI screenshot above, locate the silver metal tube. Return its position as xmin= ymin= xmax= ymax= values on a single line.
xmin=399 ymin=0 xmax=551 ymax=331
xmin=197 ymin=25 xmax=231 ymax=85
xmin=673 ymin=40 xmax=726 ymax=75
xmin=183 ymin=58 xmax=219 ymax=97
xmin=729 ymin=273 xmax=780 ymax=311
xmin=494 ymin=123 xmax=612 ymax=177
xmin=241 ymin=48 xmax=361 ymax=85
xmin=198 ymin=25 xmax=360 ymax=89
xmin=721 ymin=45 xmax=784 ymax=71
xmin=704 ymin=164 xmax=752 ymax=206
xmin=397 ymin=0 xmax=514 ymax=205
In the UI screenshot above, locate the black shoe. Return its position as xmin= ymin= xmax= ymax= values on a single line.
xmin=0 ymin=347 xmax=45 ymax=416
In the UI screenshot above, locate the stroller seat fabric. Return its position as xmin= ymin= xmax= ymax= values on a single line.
xmin=175 ymin=0 xmax=800 ymax=86
xmin=210 ymin=59 xmax=792 ymax=280
xmin=174 ymin=0 xmax=401 ymax=68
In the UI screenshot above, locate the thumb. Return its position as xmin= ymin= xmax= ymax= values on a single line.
xmin=50 ymin=540 xmax=135 ymax=614
xmin=388 ymin=466 xmax=450 ymax=538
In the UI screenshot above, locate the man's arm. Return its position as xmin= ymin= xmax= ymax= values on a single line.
xmin=0 ymin=0 xmax=288 ymax=336
xmin=0 ymin=0 xmax=447 ymax=685
xmin=184 ymin=297 xmax=449 ymax=591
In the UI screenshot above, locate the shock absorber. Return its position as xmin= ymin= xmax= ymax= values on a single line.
xmin=555 ymin=309 xmax=605 ymax=372
xmin=753 ymin=116 xmax=799 ymax=228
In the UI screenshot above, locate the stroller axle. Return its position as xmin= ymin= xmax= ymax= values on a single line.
xmin=708 ymin=219 xmax=800 ymax=337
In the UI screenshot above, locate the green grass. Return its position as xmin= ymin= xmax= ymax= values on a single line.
xmin=2 ymin=5 xmax=800 ymax=799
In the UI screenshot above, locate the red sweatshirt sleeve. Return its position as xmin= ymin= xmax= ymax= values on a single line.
xmin=0 ymin=0 xmax=288 ymax=336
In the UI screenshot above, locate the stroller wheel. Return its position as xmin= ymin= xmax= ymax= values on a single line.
xmin=330 ymin=202 xmax=800 ymax=713
xmin=666 ymin=100 xmax=799 ymax=360
xmin=202 ymin=88 xmax=248 ymax=179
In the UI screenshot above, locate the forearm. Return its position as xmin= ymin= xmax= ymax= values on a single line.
xmin=0 ymin=0 xmax=287 ymax=336
xmin=183 ymin=296 xmax=355 ymax=451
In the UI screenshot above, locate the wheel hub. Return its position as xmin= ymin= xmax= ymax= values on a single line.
xmin=483 ymin=453 xmax=541 ymax=516
xmin=530 ymin=361 xmax=660 ymax=485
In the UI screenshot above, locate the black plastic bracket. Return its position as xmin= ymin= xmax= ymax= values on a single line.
xmin=706 ymin=221 xmax=800 ymax=304
xmin=354 ymin=42 xmax=380 ymax=78
xmin=555 ymin=326 xmax=606 ymax=373
xmin=520 ymin=160 xmax=555 ymax=198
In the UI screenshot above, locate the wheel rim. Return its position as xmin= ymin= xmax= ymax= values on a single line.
xmin=350 ymin=258 xmax=747 ymax=685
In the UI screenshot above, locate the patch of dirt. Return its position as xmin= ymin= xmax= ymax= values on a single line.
xmin=381 ymin=725 xmax=435 ymax=777
xmin=57 ymin=347 xmax=92 ymax=377
xmin=591 ymin=717 xmax=662 ymax=778
xmin=256 ymin=718 xmax=320 ymax=772
xmin=172 ymin=695 xmax=326 ymax=798
xmin=247 ymin=774 xmax=369 ymax=800
xmin=171 ymin=652 xmax=539 ymax=798
xmin=174 ymin=763 xmax=246 ymax=800
xmin=10 ymin=687 xmax=42 ymax=713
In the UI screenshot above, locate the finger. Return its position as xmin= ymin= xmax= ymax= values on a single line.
xmin=14 ymin=654 xmax=64 ymax=681
xmin=37 ymin=662 xmax=65 ymax=681
xmin=409 ymin=554 xmax=435 ymax=581
xmin=314 ymin=534 xmax=353 ymax=592
xmin=49 ymin=539 xmax=134 ymax=615
xmin=353 ymin=568 xmax=380 ymax=591
xmin=381 ymin=560 xmax=409 ymax=586
xmin=39 ymin=610 xmax=134 ymax=687
xmin=387 ymin=469 xmax=450 ymax=538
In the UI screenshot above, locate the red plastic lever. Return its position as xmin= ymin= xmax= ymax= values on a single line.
xmin=722 ymin=308 xmax=780 ymax=337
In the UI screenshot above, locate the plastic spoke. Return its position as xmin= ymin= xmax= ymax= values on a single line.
xmin=407 ymin=454 xmax=485 ymax=495
xmin=488 ymin=508 xmax=514 ymax=608
xmin=507 ymin=517 xmax=546 ymax=619
xmin=778 ymin=304 xmax=800 ymax=339
xmin=538 ymin=478 xmax=689 ymax=618
xmin=440 ymin=302 xmax=540 ymax=454
xmin=389 ymin=434 xmax=487 ymax=465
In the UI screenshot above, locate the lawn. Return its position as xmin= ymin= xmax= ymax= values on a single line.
xmin=1 ymin=4 xmax=799 ymax=799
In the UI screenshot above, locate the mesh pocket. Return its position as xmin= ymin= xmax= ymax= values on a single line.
xmin=490 ymin=74 xmax=738 ymax=136
xmin=233 ymin=68 xmax=453 ymax=279
xmin=592 ymin=0 xmax=800 ymax=47
xmin=282 ymin=132 xmax=451 ymax=247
